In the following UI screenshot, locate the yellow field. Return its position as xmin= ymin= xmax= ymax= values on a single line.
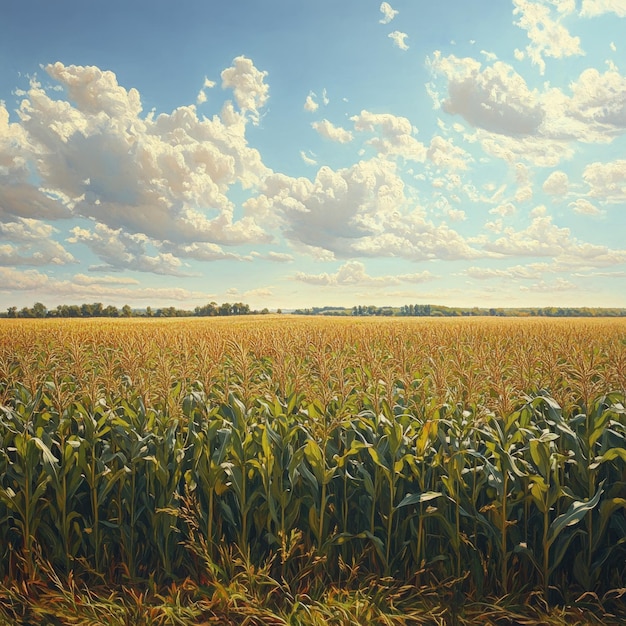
xmin=1 ymin=316 xmax=625 ymax=624
xmin=2 ymin=315 xmax=625 ymax=414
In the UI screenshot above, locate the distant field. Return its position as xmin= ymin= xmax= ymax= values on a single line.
xmin=1 ymin=316 xmax=625 ymax=624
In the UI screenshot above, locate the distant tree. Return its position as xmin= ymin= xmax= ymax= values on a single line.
xmin=121 ymin=304 xmax=133 ymax=317
xmin=7 ymin=306 xmax=17 ymax=318
xmin=32 ymin=302 xmax=47 ymax=318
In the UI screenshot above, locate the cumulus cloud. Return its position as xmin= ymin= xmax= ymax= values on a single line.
xmin=427 ymin=136 xmax=471 ymax=170
xmin=304 ymin=92 xmax=319 ymax=112
xmin=521 ymin=277 xmax=577 ymax=292
xmin=465 ymin=263 xmax=550 ymax=280
xmin=379 ymin=2 xmax=399 ymax=24
xmin=581 ymin=0 xmax=626 ymax=17
xmin=295 ymin=260 xmax=434 ymax=287
xmin=569 ymin=198 xmax=604 ymax=215
xmin=513 ymin=0 xmax=583 ymax=75
xmin=0 ymin=267 xmax=211 ymax=303
xmin=245 ymin=158 xmax=482 ymax=262
xmin=0 ymin=219 xmax=75 ymax=266
xmin=489 ymin=202 xmax=517 ymax=216
xmin=220 ymin=56 xmax=269 ymax=125
xmin=0 ymin=267 xmax=50 ymax=290
xmin=481 ymin=212 xmax=626 ymax=267
xmin=312 ymin=119 xmax=354 ymax=143
xmin=159 ymin=241 xmax=244 ymax=262
xmin=73 ymin=273 xmax=140 ymax=286
xmin=565 ymin=69 xmax=626 ymax=139
xmin=388 ymin=31 xmax=409 ymax=51
xmin=0 ymin=101 xmax=72 ymax=222
xmin=250 ymin=251 xmax=294 ymax=263
xmin=542 ymin=170 xmax=569 ymax=195
xmin=11 ymin=62 xmax=271 ymax=251
xmin=68 ymin=223 xmax=190 ymax=275
xmin=351 ymin=110 xmax=426 ymax=161
xmin=428 ymin=52 xmax=626 ymax=165
xmin=428 ymin=54 xmax=544 ymax=136
xmin=582 ymin=158 xmax=626 ymax=202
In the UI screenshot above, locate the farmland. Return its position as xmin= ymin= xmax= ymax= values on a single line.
xmin=1 ymin=316 xmax=625 ymax=624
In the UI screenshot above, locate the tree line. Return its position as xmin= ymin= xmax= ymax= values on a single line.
xmin=4 ymin=301 xmax=625 ymax=319
xmin=294 ymin=304 xmax=626 ymax=317
xmin=4 ymin=302 xmax=276 ymax=319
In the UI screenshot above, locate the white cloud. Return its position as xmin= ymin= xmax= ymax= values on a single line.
xmin=0 ymin=265 xmax=213 ymax=303
xmin=295 ymin=260 xmax=434 ymax=287
xmin=465 ymin=262 xmax=550 ymax=280
xmin=312 ymin=119 xmax=354 ymax=143
xmin=13 ymin=62 xmax=271 ymax=248
xmin=379 ymin=2 xmax=399 ymax=24
xmin=428 ymin=54 xmax=544 ymax=136
xmin=246 ymin=158 xmax=482 ymax=262
xmin=565 ymin=69 xmax=626 ymax=138
xmin=300 ymin=150 xmax=318 ymax=166
xmin=484 ymin=213 xmax=580 ymax=256
xmin=490 ymin=202 xmax=517 ymax=216
xmin=0 ymin=102 xmax=72 ymax=222
xmin=220 ymin=56 xmax=269 ymax=125
xmin=428 ymin=53 xmax=626 ymax=165
xmin=250 ymin=251 xmax=294 ymax=263
xmin=68 ymin=223 xmax=190 ymax=275
xmin=514 ymin=162 xmax=533 ymax=203
xmin=513 ymin=0 xmax=583 ymax=75
xmin=581 ymin=0 xmax=626 ymax=17
xmin=427 ymin=135 xmax=471 ymax=170
xmin=542 ymin=170 xmax=569 ymax=195
xmin=73 ymin=273 xmax=140 ymax=286
xmin=243 ymin=287 xmax=273 ymax=298
xmin=0 ymin=267 xmax=50 ymax=290
xmin=477 ymin=130 xmax=575 ymax=167
xmin=521 ymin=277 xmax=577 ymax=292
xmin=304 ymin=92 xmax=319 ymax=112
xmin=582 ymin=158 xmax=626 ymax=201
xmin=159 ymin=241 xmax=244 ymax=262
xmin=481 ymin=212 xmax=626 ymax=267
xmin=388 ymin=31 xmax=409 ymax=51
xmin=569 ymin=198 xmax=604 ymax=215
xmin=0 ymin=219 xmax=75 ymax=266
xmin=352 ymin=110 xmax=426 ymax=161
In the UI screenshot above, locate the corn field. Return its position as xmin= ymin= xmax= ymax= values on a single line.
xmin=0 ymin=316 xmax=625 ymax=624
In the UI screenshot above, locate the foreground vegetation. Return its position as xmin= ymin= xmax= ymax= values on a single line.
xmin=1 ymin=316 xmax=625 ymax=624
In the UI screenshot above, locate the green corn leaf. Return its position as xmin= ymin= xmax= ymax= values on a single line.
xmin=547 ymin=480 xmax=605 ymax=549
xmin=396 ymin=491 xmax=442 ymax=509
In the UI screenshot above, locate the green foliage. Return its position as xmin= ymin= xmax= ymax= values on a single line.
xmin=0 ymin=316 xmax=625 ymax=612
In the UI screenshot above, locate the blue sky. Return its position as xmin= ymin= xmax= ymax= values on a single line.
xmin=1 ymin=0 xmax=625 ymax=310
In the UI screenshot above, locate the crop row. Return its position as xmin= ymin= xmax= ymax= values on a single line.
xmin=0 ymin=317 xmax=625 ymax=601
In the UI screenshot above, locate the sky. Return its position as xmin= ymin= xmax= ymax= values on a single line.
xmin=1 ymin=0 xmax=626 ymax=311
